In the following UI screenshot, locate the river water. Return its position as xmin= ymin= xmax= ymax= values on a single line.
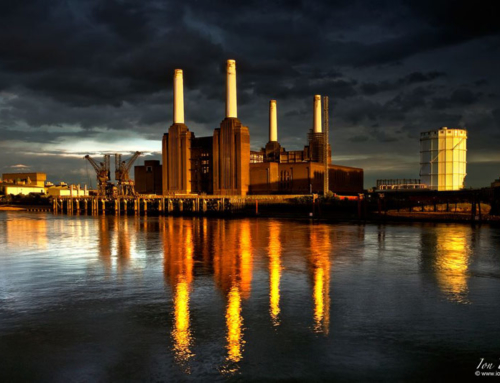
xmin=1 ymin=212 xmax=500 ymax=381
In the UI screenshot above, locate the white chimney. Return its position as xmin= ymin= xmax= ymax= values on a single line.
xmin=269 ymin=100 xmax=278 ymax=142
xmin=173 ymin=69 xmax=184 ymax=124
xmin=313 ymin=95 xmax=322 ymax=133
xmin=226 ymin=60 xmax=237 ymax=118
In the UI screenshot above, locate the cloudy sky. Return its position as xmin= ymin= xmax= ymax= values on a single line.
xmin=0 ymin=0 xmax=499 ymax=188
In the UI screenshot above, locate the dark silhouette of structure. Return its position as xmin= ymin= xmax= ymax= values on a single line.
xmin=134 ymin=160 xmax=163 ymax=195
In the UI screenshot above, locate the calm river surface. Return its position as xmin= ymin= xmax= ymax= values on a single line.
xmin=1 ymin=212 xmax=500 ymax=382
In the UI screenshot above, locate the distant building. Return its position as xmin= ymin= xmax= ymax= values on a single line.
xmin=46 ymin=185 xmax=89 ymax=197
xmin=134 ymin=160 xmax=163 ymax=195
xmin=2 ymin=172 xmax=46 ymax=187
xmin=420 ymin=127 xmax=467 ymax=191
xmin=375 ymin=179 xmax=427 ymax=191
xmin=1 ymin=172 xmax=47 ymax=195
xmin=250 ymin=162 xmax=363 ymax=195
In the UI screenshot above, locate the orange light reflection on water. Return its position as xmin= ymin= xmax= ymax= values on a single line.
xmin=268 ymin=221 xmax=282 ymax=326
xmin=162 ymin=218 xmax=195 ymax=368
xmin=310 ymin=225 xmax=331 ymax=334
xmin=434 ymin=228 xmax=471 ymax=304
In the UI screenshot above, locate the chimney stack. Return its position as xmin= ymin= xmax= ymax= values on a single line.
xmin=269 ymin=100 xmax=278 ymax=142
xmin=313 ymin=95 xmax=322 ymax=133
xmin=226 ymin=59 xmax=237 ymax=118
xmin=173 ymin=69 xmax=184 ymax=124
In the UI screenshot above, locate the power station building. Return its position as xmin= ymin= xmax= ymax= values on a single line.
xmin=160 ymin=59 xmax=363 ymax=197
xmin=420 ymin=127 xmax=467 ymax=191
xmin=249 ymin=97 xmax=363 ymax=195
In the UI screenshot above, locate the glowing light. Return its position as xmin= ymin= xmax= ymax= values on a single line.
xmin=116 ymin=217 xmax=131 ymax=272
xmin=213 ymin=220 xmax=254 ymax=374
xmin=435 ymin=229 xmax=470 ymax=304
xmin=310 ymin=226 xmax=331 ymax=334
xmin=5 ymin=215 xmax=48 ymax=250
xmin=172 ymin=277 xmax=193 ymax=364
xmin=313 ymin=266 xmax=325 ymax=331
xmin=98 ymin=217 xmax=111 ymax=271
xmin=226 ymin=285 xmax=243 ymax=364
xmin=268 ymin=222 xmax=282 ymax=326
xmin=239 ymin=220 xmax=253 ymax=299
xmin=161 ymin=219 xmax=195 ymax=367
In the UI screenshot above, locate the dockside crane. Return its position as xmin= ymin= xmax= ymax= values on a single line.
xmin=84 ymin=154 xmax=111 ymax=196
xmin=115 ymin=151 xmax=142 ymax=196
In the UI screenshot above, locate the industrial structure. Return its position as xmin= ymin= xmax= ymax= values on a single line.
xmin=0 ymin=172 xmax=47 ymax=195
xmin=115 ymin=152 xmax=142 ymax=196
xmin=248 ymin=96 xmax=363 ymax=195
xmin=0 ymin=172 xmax=89 ymax=197
xmin=84 ymin=152 xmax=141 ymax=196
xmin=162 ymin=69 xmax=192 ymax=195
xmin=420 ymin=127 xmax=467 ymax=191
xmin=212 ymin=59 xmax=251 ymax=196
xmin=84 ymin=154 xmax=110 ymax=196
xmin=134 ymin=160 xmax=163 ymax=195
xmin=160 ymin=59 xmax=364 ymax=197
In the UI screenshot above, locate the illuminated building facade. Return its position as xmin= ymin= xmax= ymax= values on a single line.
xmin=212 ymin=60 xmax=250 ymax=196
xmin=420 ymin=127 xmax=467 ymax=191
xmin=1 ymin=172 xmax=47 ymax=195
xmin=162 ymin=69 xmax=192 ymax=195
xmin=249 ymin=97 xmax=363 ymax=195
xmin=160 ymin=61 xmax=363 ymax=197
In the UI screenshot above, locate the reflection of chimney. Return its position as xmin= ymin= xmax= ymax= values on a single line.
xmin=226 ymin=60 xmax=237 ymax=118
xmin=313 ymin=95 xmax=322 ymax=133
xmin=269 ymin=100 xmax=278 ymax=142
xmin=173 ymin=69 xmax=184 ymax=124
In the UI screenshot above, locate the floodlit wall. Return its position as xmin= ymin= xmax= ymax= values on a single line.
xmin=46 ymin=187 xmax=89 ymax=197
xmin=1 ymin=172 xmax=47 ymax=187
xmin=420 ymin=127 xmax=467 ymax=191
xmin=2 ymin=186 xmax=46 ymax=195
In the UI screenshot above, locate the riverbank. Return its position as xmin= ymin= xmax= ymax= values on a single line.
xmin=0 ymin=205 xmax=26 ymax=211
xmin=2 ymin=200 xmax=500 ymax=224
xmin=0 ymin=204 xmax=52 ymax=212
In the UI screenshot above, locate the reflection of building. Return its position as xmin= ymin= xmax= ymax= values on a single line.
xmin=162 ymin=218 xmax=195 ymax=366
xmin=5 ymin=214 xmax=48 ymax=249
xmin=433 ymin=228 xmax=471 ymax=304
xmin=309 ymin=225 xmax=331 ymax=334
xmin=268 ymin=221 xmax=282 ymax=326
xmin=420 ymin=127 xmax=467 ymax=191
xmin=134 ymin=160 xmax=162 ymax=195
xmin=98 ymin=217 xmax=112 ymax=271
xmin=419 ymin=226 xmax=471 ymax=304
xmin=212 ymin=219 xmax=253 ymax=371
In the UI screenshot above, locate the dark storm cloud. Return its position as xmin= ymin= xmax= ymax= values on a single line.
xmin=360 ymin=71 xmax=445 ymax=96
xmin=0 ymin=0 xmax=499 ymax=186
xmin=493 ymin=108 xmax=500 ymax=129
xmin=431 ymin=89 xmax=481 ymax=110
